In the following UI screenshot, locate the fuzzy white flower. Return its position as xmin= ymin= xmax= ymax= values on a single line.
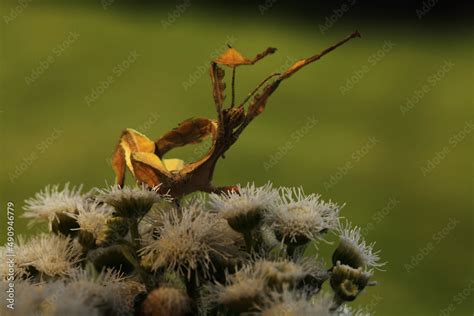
xmin=251 ymin=258 xmax=326 ymax=291
xmin=139 ymin=207 xmax=244 ymax=280
xmin=32 ymin=269 xmax=143 ymax=316
xmin=336 ymin=304 xmax=372 ymax=316
xmin=1 ymin=273 xmax=143 ymax=316
xmin=206 ymin=258 xmax=325 ymax=315
xmin=208 ymin=182 xmax=279 ymax=233
xmin=206 ymin=268 xmax=267 ymax=314
xmin=69 ymin=201 xmax=114 ymax=242
xmin=1 ymin=240 xmax=36 ymax=280
xmin=22 ymin=183 xmax=84 ymax=230
xmin=181 ymin=192 xmax=209 ymax=209
xmin=66 ymin=267 xmax=127 ymax=290
xmin=260 ymin=225 xmax=280 ymax=249
xmin=97 ymin=184 xmax=169 ymax=218
xmin=0 ymin=248 xmax=8 ymax=280
xmin=0 ymin=280 xmax=49 ymax=315
xmin=139 ymin=196 xmax=201 ymax=243
xmin=266 ymin=187 xmax=342 ymax=246
xmin=229 ymin=257 xmax=324 ymax=291
xmin=257 ymin=290 xmax=369 ymax=316
xmin=258 ymin=289 xmax=334 ymax=316
xmin=45 ymin=288 xmax=102 ymax=316
xmin=333 ymin=221 xmax=385 ymax=270
xmin=70 ymin=269 xmax=142 ymax=315
xmin=16 ymin=234 xmax=81 ymax=278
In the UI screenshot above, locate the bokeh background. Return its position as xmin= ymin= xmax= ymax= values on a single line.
xmin=1 ymin=1 xmax=472 ymax=315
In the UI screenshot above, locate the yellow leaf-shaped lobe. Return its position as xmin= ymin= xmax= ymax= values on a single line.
xmin=112 ymin=144 xmax=126 ymax=186
xmin=112 ymin=129 xmax=155 ymax=186
xmin=131 ymin=152 xmax=171 ymax=188
xmin=163 ymin=159 xmax=185 ymax=172
xmin=122 ymin=129 xmax=155 ymax=174
xmin=215 ymin=47 xmax=251 ymax=66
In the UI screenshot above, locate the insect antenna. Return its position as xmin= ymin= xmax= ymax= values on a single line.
xmin=240 ymin=72 xmax=281 ymax=107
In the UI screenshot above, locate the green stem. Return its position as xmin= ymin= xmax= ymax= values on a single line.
xmin=129 ymin=218 xmax=141 ymax=249
xmin=137 ymin=267 xmax=154 ymax=292
xmin=243 ymin=231 xmax=254 ymax=253
xmin=287 ymin=243 xmax=297 ymax=258
xmin=129 ymin=218 xmax=154 ymax=291
xmin=185 ymin=271 xmax=199 ymax=314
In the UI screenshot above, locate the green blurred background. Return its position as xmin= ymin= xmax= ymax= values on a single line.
xmin=0 ymin=1 xmax=472 ymax=315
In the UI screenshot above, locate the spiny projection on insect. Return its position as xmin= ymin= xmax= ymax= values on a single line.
xmin=112 ymin=31 xmax=361 ymax=198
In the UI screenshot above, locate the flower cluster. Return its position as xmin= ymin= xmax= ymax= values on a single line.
xmin=2 ymin=182 xmax=385 ymax=315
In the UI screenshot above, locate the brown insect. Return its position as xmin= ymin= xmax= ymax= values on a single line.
xmin=111 ymin=31 xmax=361 ymax=198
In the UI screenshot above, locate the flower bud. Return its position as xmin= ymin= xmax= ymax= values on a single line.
xmin=329 ymin=261 xmax=372 ymax=302
xmin=208 ymin=183 xmax=278 ymax=234
xmin=332 ymin=238 xmax=365 ymax=269
xmin=138 ymin=287 xmax=191 ymax=316
xmin=227 ymin=208 xmax=265 ymax=233
xmin=97 ymin=185 xmax=164 ymax=219
xmin=217 ymin=278 xmax=266 ymax=314
xmin=88 ymin=244 xmax=136 ymax=274
xmin=51 ymin=212 xmax=80 ymax=237
xmin=78 ymin=230 xmax=97 ymax=250
xmin=96 ymin=216 xmax=129 ymax=246
xmin=333 ymin=221 xmax=385 ymax=270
